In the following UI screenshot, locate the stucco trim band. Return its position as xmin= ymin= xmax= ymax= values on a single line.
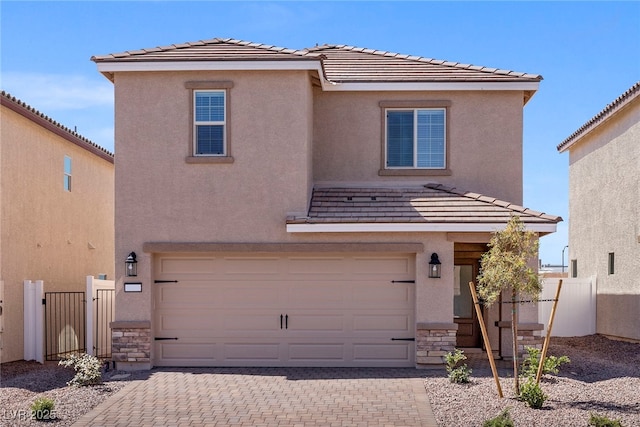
xmin=142 ymin=242 xmax=425 ymax=253
xmin=286 ymin=223 xmax=558 ymax=233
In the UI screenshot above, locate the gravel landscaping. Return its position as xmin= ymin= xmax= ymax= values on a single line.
xmin=1 ymin=334 xmax=638 ymax=426
xmin=426 ymin=335 xmax=640 ymax=426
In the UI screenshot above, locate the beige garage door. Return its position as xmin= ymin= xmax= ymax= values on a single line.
xmin=153 ymin=253 xmax=415 ymax=367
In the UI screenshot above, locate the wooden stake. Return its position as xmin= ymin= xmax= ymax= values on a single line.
xmin=536 ymin=279 xmax=563 ymax=384
xmin=469 ymin=281 xmax=503 ymax=398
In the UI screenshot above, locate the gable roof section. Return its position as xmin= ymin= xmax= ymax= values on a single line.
xmin=92 ymin=38 xmax=541 ymax=101
xmin=286 ymin=183 xmax=561 ymax=235
xmin=307 ymin=44 xmax=542 ymax=83
xmin=1 ymin=91 xmax=114 ymax=163
xmin=558 ymin=81 xmax=640 ymax=153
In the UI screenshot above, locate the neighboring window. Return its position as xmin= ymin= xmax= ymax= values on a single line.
xmin=386 ymin=108 xmax=445 ymax=169
xmin=571 ymin=259 xmax=577 ymax=278
xmin=194 ymin=90 xmax=225 ymax=156
xmin=608 ymin=252 xmax=615 ymax=275
xmin=64 ymin=156 xmax=72 ymax=191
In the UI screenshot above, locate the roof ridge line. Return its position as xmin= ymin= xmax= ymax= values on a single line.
xmin=557 ymin=81 xmax=640 ymax=151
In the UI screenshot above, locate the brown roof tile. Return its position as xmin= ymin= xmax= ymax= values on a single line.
xmin=288 ymin=184 xmax=561 ymax=227
xmin=93 ymin=38 xmax=542 ymax=85
xmin=557 ymin=81 xmax=640 ymax=152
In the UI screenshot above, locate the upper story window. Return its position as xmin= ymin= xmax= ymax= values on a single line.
xmin=194 ymin=90 xmax=226 ymax=156
xmin=64 ymin=156 xmax=72 ymax=191
xmin=386 ymin=108 xmax=446 ymax=169
xmin=379 ymin=100 xmax=451 ymax=176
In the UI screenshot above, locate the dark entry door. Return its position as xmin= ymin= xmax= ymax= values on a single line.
xmin=454 ymin=263 xmax=481 ymax=347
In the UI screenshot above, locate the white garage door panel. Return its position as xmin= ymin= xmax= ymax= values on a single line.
xmin=353 ymin=343 xmax=411 ymax=361
xmin=288 ymin=343 xmax=345 ymax=361
xmin=160 ymin=343 xmax=216 ymax=360
xmin=154 ymin=253 xmax=415 ymax=367
xmin=224 ymin=343 xmax=281 ymax=360
xmin=351 ymin=257 xmax=411 ymax=275
xmin=160 ymin=258 xmax=216 ymax=274
xmin=352 ymin=314 xmax=410 ymax=331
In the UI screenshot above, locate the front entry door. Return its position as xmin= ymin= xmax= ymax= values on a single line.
xmin=454 ymin=264 xmax=481 ymax=347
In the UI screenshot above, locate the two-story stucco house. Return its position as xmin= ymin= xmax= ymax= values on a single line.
xmin=0 ymin=91 xmax=115 ymax=363
xmin=92 ymin=38 xmax=561 ymax=370
xmin=557 ymin=82 xmax=639 ymax=342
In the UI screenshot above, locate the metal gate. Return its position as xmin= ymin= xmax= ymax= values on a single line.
xmin=44 ymin=292 xmax=86 ymax=361
xmin=94 ymin=288 xmax=114 ymax=358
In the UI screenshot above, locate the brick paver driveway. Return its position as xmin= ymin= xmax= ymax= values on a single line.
xmin=73 ymin=367 xmax=437 ymax=426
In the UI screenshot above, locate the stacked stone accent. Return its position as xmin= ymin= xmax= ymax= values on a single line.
xmin=416 ymin=323 xmax=458 ymax=366
xmin=110 ymin=321 xmax=151 ymax=366
xmin=497 ymin=321 xmax=544 ymax=357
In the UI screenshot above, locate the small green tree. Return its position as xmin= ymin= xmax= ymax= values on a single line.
xmin=477 ymin=215 xmax=541 ymax=395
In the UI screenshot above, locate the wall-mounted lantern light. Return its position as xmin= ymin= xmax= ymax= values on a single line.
xmin=429 ymin=253 xmax=441 ymax=278
xmin=125 ymin=252 xmax=138 ymax=277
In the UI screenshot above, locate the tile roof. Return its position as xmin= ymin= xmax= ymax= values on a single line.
xmin=307 ymin=45 xmax=542 ymax=83
xmin=91 ymin=38 xmax=313 ymax=62
xmin=0 ymin=91 xmax=113 ymax=162
xmin=287 ymin=183 xmax=561 ymax=228
xmin=92 ymin=37 xmax=542 ymax=84
xmin=557 ymin=81 xmax=640 ymax=152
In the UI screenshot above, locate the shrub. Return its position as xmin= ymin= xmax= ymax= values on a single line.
xmin=482 ymin=408 xmax=514 ymax=427
xmin=589 ymin=413 xmax=623 ymax=427
xmin=519 ymin=379 xmax=547 ymax=409
xmin=444 ymin=349 xmax=472 ymax=384
xmin=30 ymin=397 xmax=55 ymax=420
xmin=521 ymin=346 xmax=570 ymax=379
xmin=58 ymin=352 xmax=103 ymax=386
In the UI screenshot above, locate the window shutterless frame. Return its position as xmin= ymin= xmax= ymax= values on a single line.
xmin=378 ymin=100 xmax=451 ymax=176
xmin=185 ymin=81 xmax=234 ymax=164
xmin=193 ymin=90 xmax=226 ymax=156
xmin=64 ymin=155 xmax=72 ymax=191
xmin=384 ymin=108 xmax=446 ymax=169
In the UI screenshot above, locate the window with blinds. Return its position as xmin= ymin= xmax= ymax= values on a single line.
xmin=194 ymin=91 xmax=226 ymax=156
xmin=386 ymin=108 xmax=445 ymax=169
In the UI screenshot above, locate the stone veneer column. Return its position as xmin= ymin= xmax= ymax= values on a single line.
xmin=497 ymin=322 xmax=544 ymax=357
xmin=110 ymin=320 xmax=151 ymax=370
xmin=416 ymin=323 xmax=458 ymax=367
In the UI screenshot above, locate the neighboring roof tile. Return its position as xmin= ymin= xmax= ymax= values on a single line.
xmin=92 ymin=38 xmax=542 ymax=84
xmin=0 ymin=91 xmax=114 ymax=162
xmin=557 ymin=81 xmax=640 ymax=152
xmin=306 ymin=45 xmax=542 ymax=83
xmin=288 ymin=183 xmax=561 ymax=227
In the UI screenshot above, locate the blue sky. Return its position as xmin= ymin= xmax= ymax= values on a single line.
xmin=2 ymin=1 xmax=639 ymax=265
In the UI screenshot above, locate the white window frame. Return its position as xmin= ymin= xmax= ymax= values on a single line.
xmin=64 ymin=155 xmax=72 ymax=192
xmin=193 ymin=90 xmax=226 ymax=157
xmin=384 ymin=107 xmax=446 ymax=170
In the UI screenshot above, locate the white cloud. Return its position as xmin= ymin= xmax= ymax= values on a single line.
xmin=1 ymin=72 xmax=113 ymax=110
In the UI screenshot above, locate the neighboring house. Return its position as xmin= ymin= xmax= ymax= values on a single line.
xmin=92 ymin=38 xmax=561 ymax=370
xmin=557 ymin=82 xmax=640 ymax=342
xmin=0 ymin=91 xmax=115 ymax=363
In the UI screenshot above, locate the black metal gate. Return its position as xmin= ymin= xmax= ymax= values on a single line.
xmin=44 ymin=292 xmax=86 ymax=361
xmin=94 ymin=288 xmax=114 ymax=359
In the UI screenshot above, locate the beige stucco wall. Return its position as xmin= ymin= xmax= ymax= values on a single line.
xmin=0 ymin=105 xmax=115 ymax=362
xmin=111 ymin=68 xmax=534 ymax=365
xmin=313 ymin=90 xmax=524 ymax=204
xmin=567 ymin=97 xmax=640 ymax=341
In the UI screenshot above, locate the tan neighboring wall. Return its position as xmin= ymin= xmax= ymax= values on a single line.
xmin=563 ymin=92 xmax=640 ymax=341
xmin=0 ymin=95 xmax=115 ymax=363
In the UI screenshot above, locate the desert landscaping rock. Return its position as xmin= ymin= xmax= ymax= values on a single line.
xmin=1 ymin=335 xmax=638 ymax=426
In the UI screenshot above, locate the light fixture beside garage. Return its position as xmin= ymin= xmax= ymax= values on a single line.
xmin=125 ymin=252 xmax=138 ymax=277
xmin=429 ymin=253 xmax=441 ymax=278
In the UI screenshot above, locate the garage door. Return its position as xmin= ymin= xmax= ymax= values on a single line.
xmin=153 ymin=253 xmax=415 ymax=367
